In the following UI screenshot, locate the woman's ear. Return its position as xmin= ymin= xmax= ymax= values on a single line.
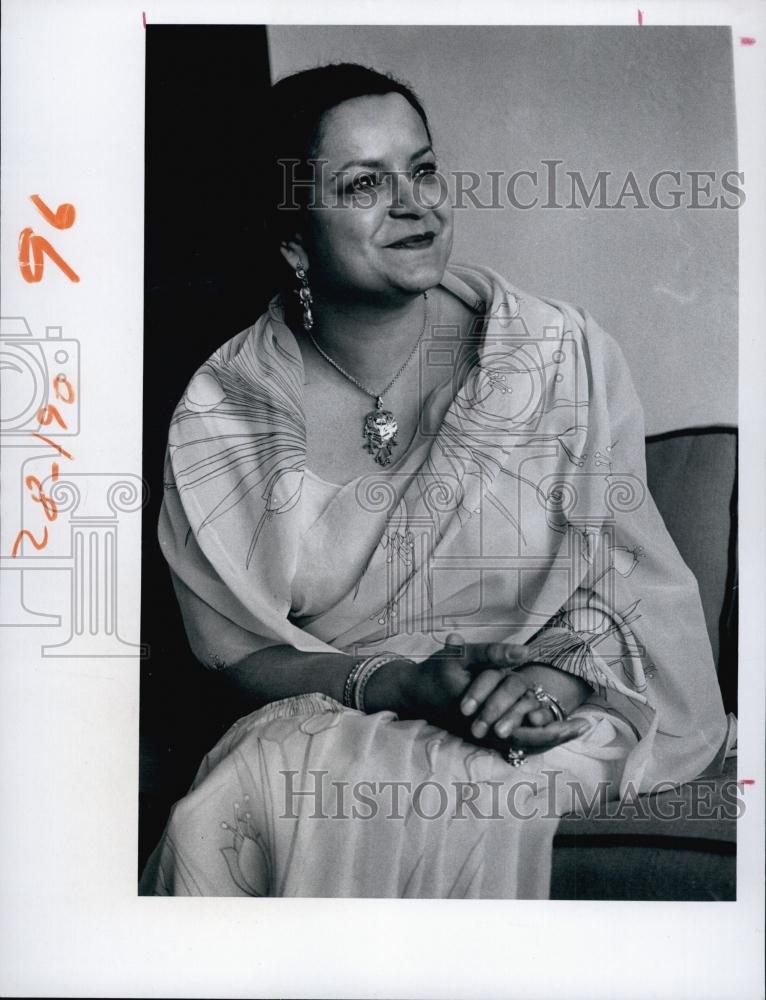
xmin=279 ymin=235 xmax=308 ymax=273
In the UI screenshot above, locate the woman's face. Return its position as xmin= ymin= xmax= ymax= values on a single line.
xmin=287 ymin=92 xmax=454 ymax=305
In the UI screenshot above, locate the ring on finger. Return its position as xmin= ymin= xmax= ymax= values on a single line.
xmin=493 ymin=687 xmax=543 ymax=738
xmin=529 ymin=684 xmax=567 ymax=722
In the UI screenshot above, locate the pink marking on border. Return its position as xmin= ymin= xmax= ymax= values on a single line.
xmin=740 ymin=36 xmax=756 ymax=45
xmin=738 ymin=779 xmax=755 ymax=785
xmin=638 ymin=9 xmax=644 ymax=25
xmin=142 ymin=11 xmax=147 ymax=28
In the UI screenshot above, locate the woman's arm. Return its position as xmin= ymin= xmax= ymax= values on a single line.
xmin=219 ymin=644 xmax=415 ymax=714
xmin=171 ymin=529 xmax=593 ymax=746
xmin=218 ymin=641 xmax=529 ymax=720
xmin=219 ymin=638 xmax=589 ymax=757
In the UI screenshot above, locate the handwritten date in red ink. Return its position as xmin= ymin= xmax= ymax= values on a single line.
xmin=11 ymin=373 xmax=77 ymax=557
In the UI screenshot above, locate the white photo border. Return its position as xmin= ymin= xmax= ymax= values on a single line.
xmin=1 ymin=2 xmax=763 ymax=998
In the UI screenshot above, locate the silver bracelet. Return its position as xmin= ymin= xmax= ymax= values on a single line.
xmin=354 ymin=654 xmax=404 ymax=712
xmin=342 ymin=658 xmax=369 ymax=708
xmin=343 ymin=653 xmax=412 ymax=712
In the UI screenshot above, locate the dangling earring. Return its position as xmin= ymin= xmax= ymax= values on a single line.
xmin=293 ymin=264 xmax=314 ymax=331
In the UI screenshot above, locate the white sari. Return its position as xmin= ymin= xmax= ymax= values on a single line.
xmin=140 ymin=263 xmax=728 ymax=897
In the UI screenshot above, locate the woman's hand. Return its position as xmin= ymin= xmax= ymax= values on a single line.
xmin=459 ymin=666 xmax=590 ymax=753
xmin=456 ymin=636 xmax=593 ymax=755
xmin=375 ymin=633 xmax=526 ymax=734
xmin=376 ymin=633 xmax=590 ymax=751
xmin=379 ymin=633 xmax=590 ymax=754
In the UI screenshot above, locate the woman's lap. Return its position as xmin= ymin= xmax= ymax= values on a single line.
xmin=140 ymin=694 xmax=636 ymax=898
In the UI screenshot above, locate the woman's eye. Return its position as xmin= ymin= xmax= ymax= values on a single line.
xmin=350 ymin=172 xmax=379 ymax=192
xmin=413 ymin=161 xmax=438 ymax=179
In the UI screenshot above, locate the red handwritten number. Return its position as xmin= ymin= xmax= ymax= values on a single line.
xmin=10 ymin=462 xmax=62 ymax=556
xmin=29 ymin=194 xmax=76 ymax=230
xmin=30 ymin=432 xmax=74 ymax=459
xmin=18 ymin=195 xmax=79 ymax=282
xmin=53 ymin=374 xmax=76 ymax=404
xmin=32 ymin=375 xmax=76 ymax=456
xmin=11 ymin=526 xmax=49 ymax=558
xmin=36 ymin=403 xmax=67 ymax=429
xmin=14 ymin=197 xmax=79 ymax=555
xmin=24 ymin=475 xmax=58 ymax=522
xmin=18 ymin=227 xmax=80 ymax=284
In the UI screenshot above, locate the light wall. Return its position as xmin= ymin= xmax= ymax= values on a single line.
xmin=268 ymin=26 xmax=738 ymax=434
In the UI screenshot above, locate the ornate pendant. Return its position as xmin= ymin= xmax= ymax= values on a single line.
xmin=363 ymin=397 xmax=398 ymax=466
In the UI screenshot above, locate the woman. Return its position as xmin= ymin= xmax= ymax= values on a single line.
xmin=140 ymin=63 xmax=728 ymax=897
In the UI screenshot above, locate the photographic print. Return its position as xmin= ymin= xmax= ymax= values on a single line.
xmin=139 ymin=23 xmax=739 ymax=902
xmin=1 ymin=4 xmax=764 ymax=998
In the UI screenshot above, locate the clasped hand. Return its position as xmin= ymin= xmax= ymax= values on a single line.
xmin=404 ymin=632 xmax=590 ymax=756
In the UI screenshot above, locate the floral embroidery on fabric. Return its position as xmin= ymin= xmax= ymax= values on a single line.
xmin=219 ymin=797 xmax=272 ymax=896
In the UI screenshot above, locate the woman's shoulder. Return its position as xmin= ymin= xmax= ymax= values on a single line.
xmin=446 ymin=261 xmax=578 ymax=328
xmin=205 ymin=298 xmax=295 ymax=369
xmin=169 ymin=300 xmax=301 ymax=428
xmin=444 ymin=261 xmax=636 ymax=417
xmin=446 ymin=260 xmax=624 ymax=360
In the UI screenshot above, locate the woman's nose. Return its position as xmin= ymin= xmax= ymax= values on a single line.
xmin=387 ymin=172 xmax=427 ymax=217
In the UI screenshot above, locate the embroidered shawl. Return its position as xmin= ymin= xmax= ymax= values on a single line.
xmin=159 ymin=262 xmax=728 ymax=795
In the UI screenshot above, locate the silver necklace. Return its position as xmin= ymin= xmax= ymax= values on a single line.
xmin=307 ymin=292 xmax=430 ymax=467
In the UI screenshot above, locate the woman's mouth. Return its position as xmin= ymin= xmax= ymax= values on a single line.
xmin=385 ymin=232 xmax=437 ymax=249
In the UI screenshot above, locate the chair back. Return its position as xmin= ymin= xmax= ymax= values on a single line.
xmin=645 ymin=426 xmax=737 ymax=712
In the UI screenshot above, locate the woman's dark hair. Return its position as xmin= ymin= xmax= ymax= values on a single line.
xmin=263 ymin=62 xmax=432 ymax=248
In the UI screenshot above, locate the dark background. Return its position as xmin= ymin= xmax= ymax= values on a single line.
xmin=140 ymin=26 xmax=273 ymax=868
